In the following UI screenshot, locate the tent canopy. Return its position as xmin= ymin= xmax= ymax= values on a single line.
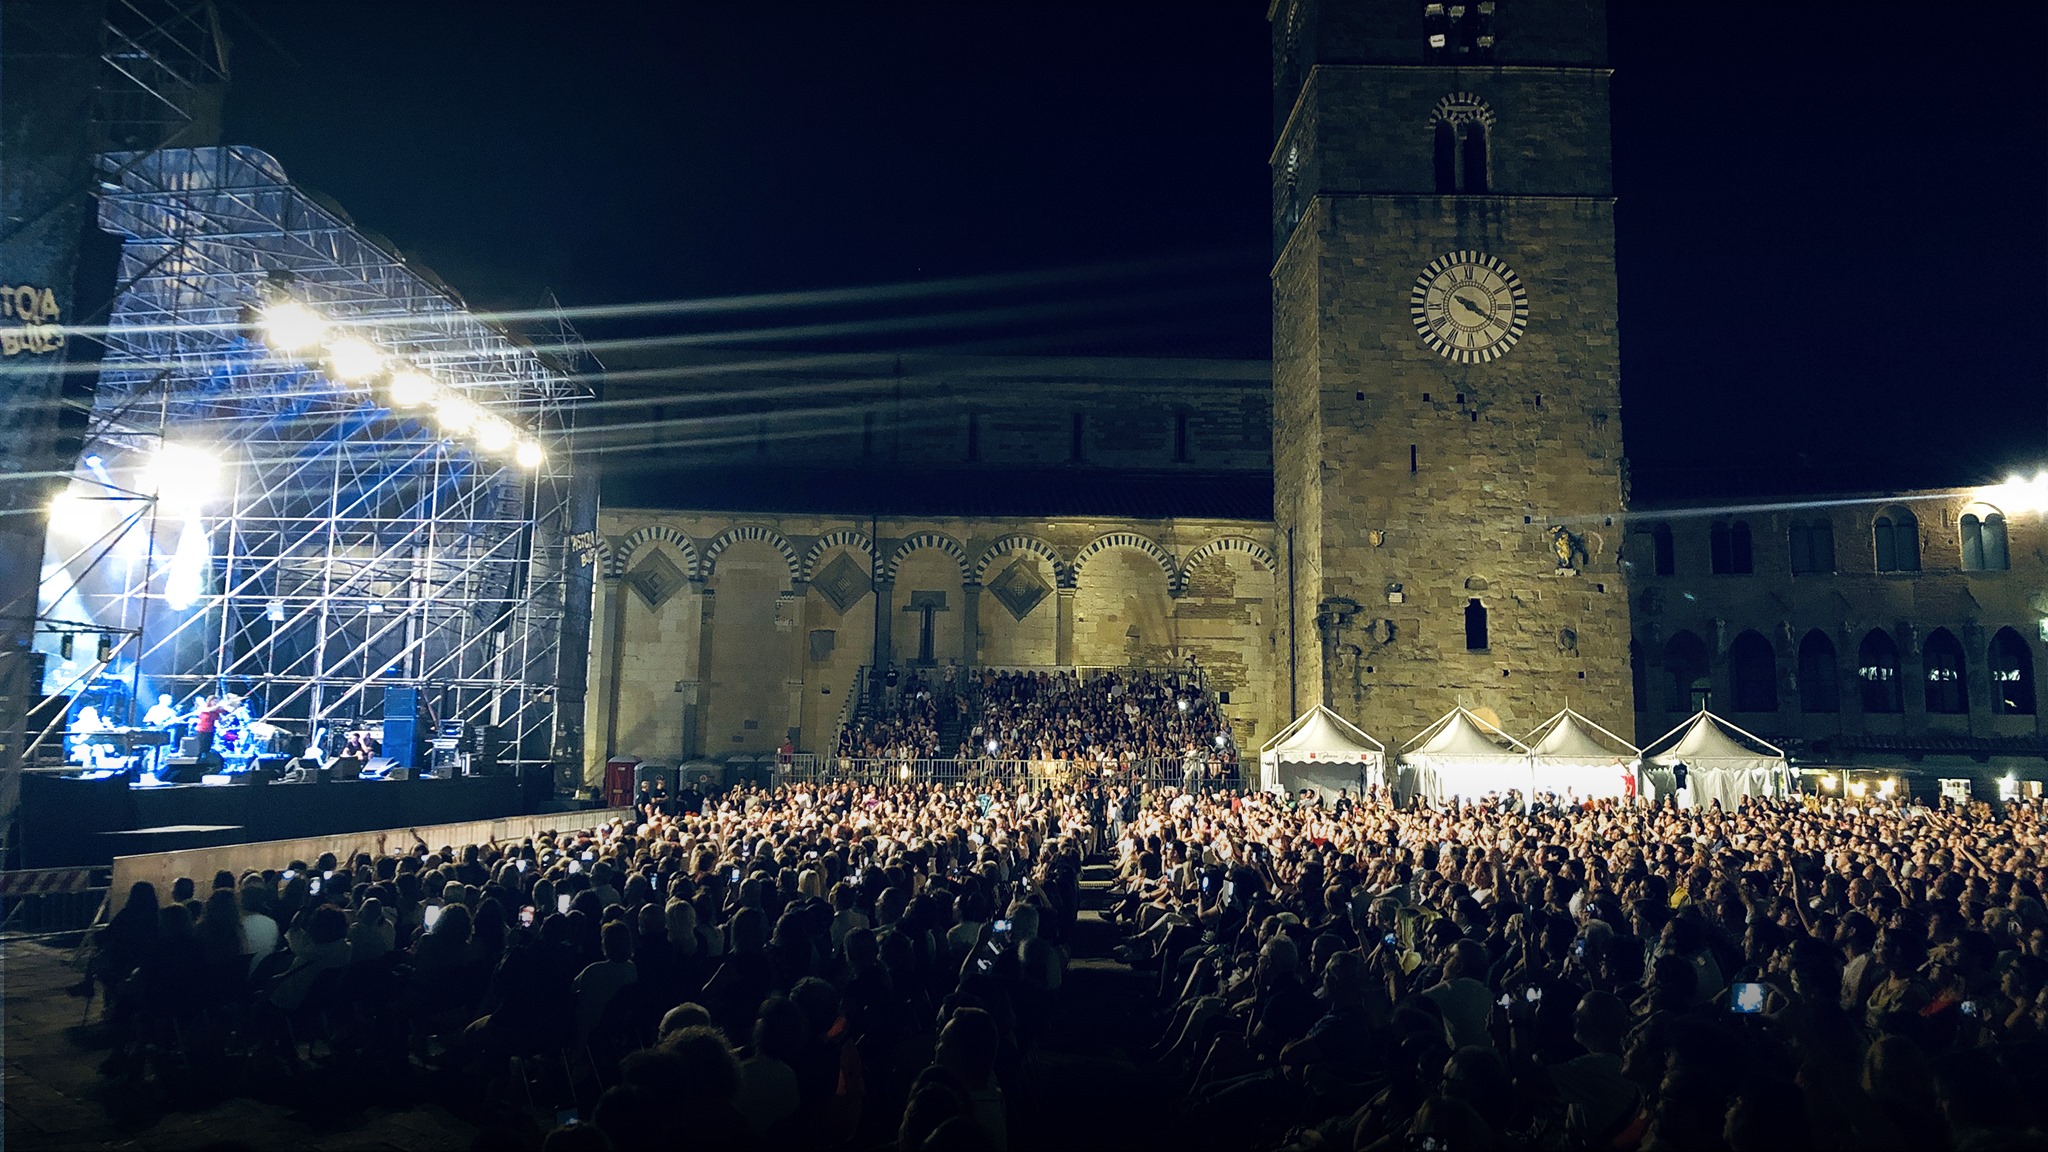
xmin=1526 ymin=708 xmax=1639 ymax=761
xmin=1641 ymin=709 xmax=1785 ymax=764
xmin=1259 ymin=705 xmax=1384 ymax=800
xmin=1400 ymin=707 xmax=1530 ymax=759
xmin=1524 ymin=708 xmax=1640 ymax=801
xmin=1260 ymin=704 xmax=1385 ymax=764
xmin=1399 ymin=708 xmax=1530 ymax=802
xmin=1639 ymin=709 xmax=1788 ymax=808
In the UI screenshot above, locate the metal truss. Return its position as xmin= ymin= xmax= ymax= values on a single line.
xmin=55 ymin=145 xmax=593 ymax=774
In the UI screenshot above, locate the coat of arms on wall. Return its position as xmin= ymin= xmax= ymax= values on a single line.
xmin=1549 ymin=525 xmax=1589 ymax=572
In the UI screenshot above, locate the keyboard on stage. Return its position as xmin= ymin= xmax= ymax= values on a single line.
xmin=82 ymin=728 xmax=174 ymax=751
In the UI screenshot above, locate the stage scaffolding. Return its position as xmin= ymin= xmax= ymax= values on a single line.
xmin=43 ymin=145 xmax=594 ymax=776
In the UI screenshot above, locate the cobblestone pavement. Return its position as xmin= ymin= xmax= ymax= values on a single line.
xmin=2 ymin=938 xmax=479 ymax=1151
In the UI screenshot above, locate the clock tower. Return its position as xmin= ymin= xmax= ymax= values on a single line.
xmin=1270 ymin=0 xmax=1633 ymax=739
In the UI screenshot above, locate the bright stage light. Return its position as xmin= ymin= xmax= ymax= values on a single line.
xmin=143 ymin=444 xmax=222 ymax=513
xmin=515 ymin=440 xmax=545 ymax=469
xmin=436 ymin=395 xmax=479 ymax=434
xmin=475 ymin=417 xmax=515 ymax=453
xmin=47 ymin=489 xmax=87 ymax=520
xmin=164 ymin=512 xmax=212 ymax=611
xmin=260 ymin=301 xmax=327 ymax=353
xmin=325 ymin=336 xmax=385 ymax=382
xmin=388 ymin=368 xmax=435 ymax=408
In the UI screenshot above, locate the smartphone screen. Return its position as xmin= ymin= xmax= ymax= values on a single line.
xmin=557 ymin=893 xmax=572 ymax=915
xmin=1524 ymin=985 xmax=1542 ymax=1003
xmin=992 ymin=918 xmax=1012 ymax=934
xmin=1223 ymin=879 xmax=1236 ymax=903
xmin=322 ymin=870 xmax=334 ymax=880
xmin=308 ymin=878 xmax=322 ymax=896
xmin=516 ymin=858 xmax=529 ymax=873
xmin=729 ymin=867 xmax=742 ymax=883
xmin=1383 ymin=932 xmax=1398 ymax=948
xmin=567 ymin=860 xmax=582 ymax=874
xmin=423 ymin=904 xmax=443 ymax=929
xmin=519 ymin=905 xmax=536 ymax=928
xmin=581 ymin=850 xmax=595 ymax=863
xmin=282 ymin=869 xmax=297 ymax=881
xmin=1729 ymin=982 xmax=1767 ymax=1014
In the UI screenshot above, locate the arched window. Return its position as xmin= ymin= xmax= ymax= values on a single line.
xmin=1857 ymin=629 xmax=1902 ymax=713
xmin=1433 ymin=120 xmax=1456 ymax=194
xmin=1631 ymin=523 xmax=1675 ymax=576
xmin=1798 ymin=630 xmax=1840 ymax=713
xmin=1790 ymin=518 xmax=1835 ymax=574
xmin=1730 ymin=630 xmax=1778 ymax=713
xmin=1875 ymin=507 xmax=1920 ymax=572
xmin=1710 ymin=521 xmax=1752 ymax=574
xmin=1961 ymin=507 xmax=2009 ymax=572
xmin=1664 ymin=631 xmax=1711 ymax=713
xmin=1465 ymin=598 xmax=1488 ymax=651
xmin=1460 ymin=122 xmax=1489 ymax=193
xmin=1991 ymin=627 xmax=2035 ymax=715
xmin=1923 ymin=628 xmax=1968 ymax=714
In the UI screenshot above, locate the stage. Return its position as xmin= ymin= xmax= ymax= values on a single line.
xmin=18 ymin=772 xmax=525 ymax=867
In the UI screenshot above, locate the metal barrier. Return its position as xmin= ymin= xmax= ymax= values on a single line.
xmin=0 ymin=867 xmax=113 ymax=936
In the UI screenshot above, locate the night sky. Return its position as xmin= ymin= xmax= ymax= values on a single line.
xmin=220 ymin=3 xmax=2047 ymax=503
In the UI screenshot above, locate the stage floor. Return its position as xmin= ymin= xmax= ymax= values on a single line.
xmin=18 ymin=773 xmax=525 ymax=867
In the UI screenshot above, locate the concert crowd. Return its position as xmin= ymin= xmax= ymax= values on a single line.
xmin=838 ymin=667 xmax=1236 ymax=773
xmin=68 ymin=770 xmax=2048 ymax=1150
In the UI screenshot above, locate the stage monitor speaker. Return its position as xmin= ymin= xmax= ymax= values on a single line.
xmin=160 ymin=756 xmax=207 ymax=784
xmin=382 ymin=687 xmax=419 ymax=768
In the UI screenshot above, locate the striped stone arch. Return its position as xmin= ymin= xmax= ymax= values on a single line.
xmin=1174 ymin=535 xmax=1276 ymax=595
xmin=702 ymin=524 xmax=799 ymax=582
xmin=1071 ymin=531 xmax=1177 ymax=594
xmin=971 ymin=534 xmax=1067 ymax=587
xmin=800 ymin=528 xmax=876 ymax=581
xmin=884 ymin=532 xmax=969 ymax=583
xmin=613 ymin=524 xmax=700 ymax=582
xmin=594 ymin=535 xmax=622 ymax=578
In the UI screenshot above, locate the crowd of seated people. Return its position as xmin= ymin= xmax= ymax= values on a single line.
xmin=73 ymin=779 xmax=1094 ymax=1150
xmin=836 ymin=668 xmax=958 ymax=761
xmin=960 ymin=669 xmax=1236 ymax=775
xmin=1106 ymin=785 xmax=2048 ymax=1151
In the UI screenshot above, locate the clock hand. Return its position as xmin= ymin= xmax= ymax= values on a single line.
xmin=1452 ymin=293 xmax=1489 ymax=318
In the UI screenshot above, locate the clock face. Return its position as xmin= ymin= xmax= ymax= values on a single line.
xmin=1409 ymin=251 xmax=1528 ymax=364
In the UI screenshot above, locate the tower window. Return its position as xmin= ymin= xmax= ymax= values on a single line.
xmin=1729 ymin=630 xmax=1778 ymax=713
xmin=1710 ymin=520 xmax=1753 ymax=574
xmin=1857 ymin=629 xmax=1903 ymax=714
xmin=1923 ymin=628 xmax=1969 ymax=714
xmin=1789 ymin=518 xmax=1835 ymax=574
xmin=861 ymin=411 xmax=875 ymax=458
xmin=1464 ymin=598 xmax=1488 ymax=651
xmin=1874 ymin=507 xmax=1920 ymax=572
xmin=1069 ymin=411 xmax=1085 ymax=462
xmin=1410 ymin=444 xmax=1418 ymax=474
xmin=1433 ymin=121 xmax=1456 ymax=194
xmin=1961 ymin=507 xmax=2008 ymax=571
xmin=1460 ymin=122 xmax=1489 ymax=194
xmin=966 ymin=411 xmax=980 ymax=462
xmin=1991 ymin=627 xmax=2035 ymax=715
xmin=1797 ymin=630 xmax=1840 ymax=714
xmin=1173 ymin=410 xmax=1190 ymax=463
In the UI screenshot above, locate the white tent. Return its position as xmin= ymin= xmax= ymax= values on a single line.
xmin=1640 ymin=709 xmax=1789 ymax=808
xmin=1399 ymin=707 xmax=1532 ymax=803
xmin=1258 ymin=705 xmax=1386 ymax=801
xmin=1524 ymin=708 xmax=1640 ymax=801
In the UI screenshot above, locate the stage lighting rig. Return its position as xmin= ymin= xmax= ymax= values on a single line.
xmin=515 ymin=440 xmax=545 ymax=469
xmin=325 ymin=335 xmax=385 ymax=382
xmin=388 ymin=368 xmax=434 ymax=407
xmin=259 ymin=301 xmax=327 ymax=353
